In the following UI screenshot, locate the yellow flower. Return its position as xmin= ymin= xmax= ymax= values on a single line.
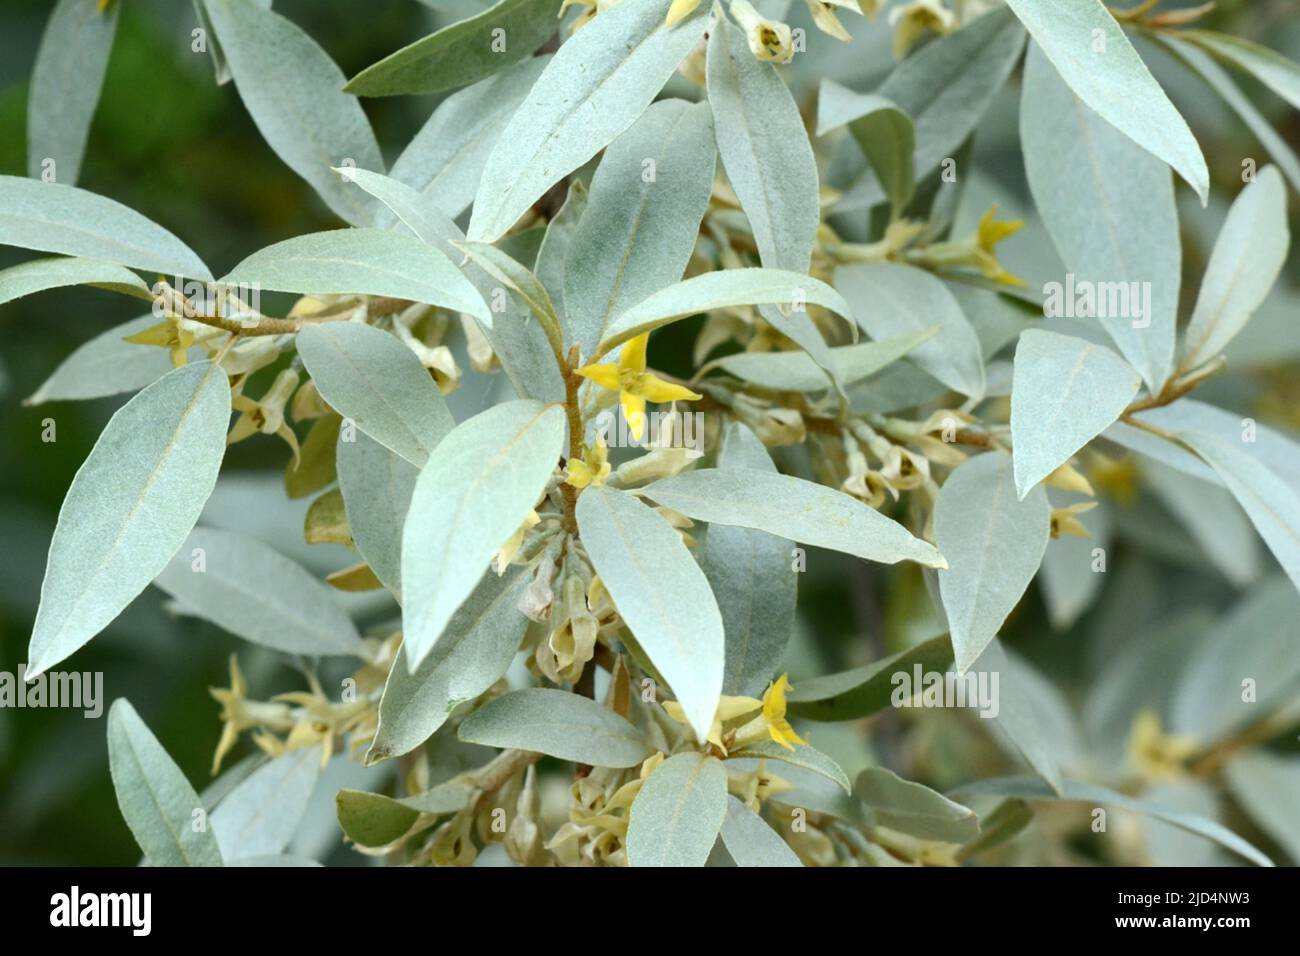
xmin=730 ymin=0 xmax=795 ymax=64
xmin=730 ymin=673 xmax=808 ymax=752
xmin=565 ymin=436 xmax=611 ymax=489
xmin=228 ymin=368 xmax=302 ymax=465
xmin=1050 ymin=501 xmax=1098 ymax=539
xmin=1045 ymin=461 xmax=1096 ymax=497
xmin=494 ymin=509 xmax=540 ymax=575
xmin=1127 ymin=709 xmax=1197 ymax=782
xmin=665 ymin=0 xmax=702 ymax=26
xmin=807 ymin=1 xmax=863 ymax=42
xmin=888 ymin=0 xmax=956 ymax=60
xmin=576 ymin=333 xmax=701 ymax=441
xmin=919 ymin=205 xmax=1026 ymax=287
xmin=124 ymin=315 xmax=198 ymax=368
xmin=664 ymin=695 xmax=762 ymax=751
xmin=208 ymin=654 xmax=294 ymax=774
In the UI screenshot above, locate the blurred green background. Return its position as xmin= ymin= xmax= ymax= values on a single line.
xmin=1 ymin=0 xmax=1297 ymax=865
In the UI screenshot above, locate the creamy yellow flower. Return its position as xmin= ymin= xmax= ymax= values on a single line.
xmin=125 ymin=315 xmax=198 ymax=368
xmin=919 ymin=205 xmax=1026 ymax=287
xmin=1045 ymin=461 xmax=1096 ymax=498
xmin=1127 ymin=709 xmax=1197 ymax=782
xmin=1050 ymin=501 xmax=1098 ymax=539
xmin=208 ymin=654 xmax=294 ymax=774
xmin=576 ymin=333 xmax=701 ymax=441
xmin=807 ymin=0 xmax=864 ymax=42
xmin=888 ymin=0 xmax=956 ymax=60
xmin=664 ymin=694 xmax=762 ymax=751
xmin=228 ymin=367 xmax=302 ymax=464
xmin=565 ymin=436 xmax=611 ymax=489
xmin=729 ymin=673 xmax=808 ymax=752
xmin=666 ymin=0 xmax=702 ymax=26
xmin=731 ymin=0 xmax=795 ymax=64
xmin=494 ymin=509 xmax=540 ymax=575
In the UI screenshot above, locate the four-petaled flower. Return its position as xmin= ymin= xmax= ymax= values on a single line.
xmin=575 ymin=333 xmax=701 ymax=441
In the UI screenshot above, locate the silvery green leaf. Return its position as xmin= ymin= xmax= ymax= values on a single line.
xmin=107 ymin=700 xmax=223 ymax=867
xmin=564 ymin=99 xmax=716 ymax=359
xmin=402 ymin=401 xmax=566 ymax=669
xmin=948 ymin=776 xmax=1273 ymax=867
xmin=834 ymin=262 xmax=985 ymax=400
xmin=344 ymin=0 xmax=561 ymax=97
xmin=626 ymin=752 xmax=727 ymax=867
xmin=644 ymin=467 xmax=946 ymax=569
xmin=202 ymin=0 xmax=383 ymax=226
xmin=707 ymin=13 xmax=818 ymax=275
xmin=25 ymin=314 xmax=195 ymax=407
xmin=0 ymin=256 xmax=150 ymax=307
xmin=1178 ymin=431 xmax=1300 ymax=594
xmin=702 ymin=423 xmax=796 ymax=698
xmin=297 ymin=321 xmax=454 ymax=468
xmin=1020 ymin=42 xmax=1180 ymax=392
xmin=193 ymin=0 xmax=270 ymax=85
xmin=973 ymin=640 xmax=1066 ymax=794
xmin=1102 ymin=421 xmax=1219 ymax=485
xmin=0 ymin=175 xmax=211 ymax=280
xmin=1144 ymin=460 xmax=1262 ymax=587
xmin=1224 ymin=752 xmax=1300 ymax=863
xmin=535 ymin=180 xmax=586 ymax=319
xmin=340 ymin=168 xmax=462 ymax=249
xmin=27 ymin=361 xmax=230 ymax=678
xmin=1084 ymin=607 xmax=1213 ymax=769
xmin=221 ymin=228 xmax=489 ymax=322
xmin=855 ymin=766 xmax=979 ymax=843
xmin=726 ymin=739 xmax=852 ymax=795
xmin=1010 ymin=329 xmax=1141 ymax=499
xmin=1005 ymin=0 xmax=1208 ymax=201
xmin=707 ymin=328 xmax=935 ymax=393
xmin=454 ymin=241 xmax=563 ymax=354
xmin=1170 ymin=577 xmax=1300 ymax=742
xmin=596 ymin=268 xmax=852 ymax=360
xmin=368 ymin=570 xmax=530 ymax=763
xmin=577 ymin=485 xmax=723 ymax=742
xmin=387 ymin=56 xmax=550 ymax=220
xmin=816 ymin=83 xmax=915 ymax=217
xmin=786 ymin=634 xmax=954 ymax=722
xmin=26 ymin=0 xmax=119 ymax=186
xmin=154 ymin=527 xmax=363 ymax=656
xmin=876 ymin=7 xmax=1026 ymax=182
xmin=1038 ymin=499 xmax=1111 ymax=630
xmin=210 ymin=749 xmax=320 ymax=860
xmin=467 ymin=0 xmax=708 ymax=241
xmin=1153 ymin=36 xmax=1300 ymax=197
xmin=1179 ymin=30 xmax=1300 ymax=111
xmin=459 ymin=688 xmax=652 ymax=768
xmin=719 ymin=795 xmax=801 ymax=867
xmin=935 ymin=452 xmax=1051 ymax=673
xmin=336 ymin=432 xmax=418 ymax=597
xmin=1180 ymin=167 xmax=1289 ymax=372
xmin=335 ymin=789 xmax=421 ymax=849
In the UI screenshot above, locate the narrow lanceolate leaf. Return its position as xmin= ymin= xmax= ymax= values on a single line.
xmin=153 ymin=527 xmax=363 ymax=657
xmin=1010 ymin=330 xmax=1141 ymax=499
xmin=341 ymin=169 xmax=461 ymax=250
xmin=708 ymin=329 xmax=935 ymax=393
xmin=786 ymin=634 xmax=954 ymax=722
xmin=707 ymin=13 xmax=818 ymax=276
xmin=202 ymin=0 xmax=383 ymax=226
xmin=596 ymin=268 xmax=853 ymax=360
xmin=25 ymin=314 xmax=193 ymax=407
xmin=972 ymin=640 xmax=1065 ymax=794
xmin=576 ymin=485 xmax=724 ymax=743
xmin=564 ymin=99 xmax=716 ymax=359
xmin=107 ymin=700 xmax=223 ymax=867
xmin=336 ymin=432 xmax=418 ymax=597
xmin=719 ymin=796 xmax=802 ymax=867
xmin=454 ymin=241 xmax=564 ymax=354
xmin=222 ymin=229 xmax=489 ymax=322
xmin=0 ymin=175 xmax=211 ymax=280
xmin=467 ymin=0 xmax=708 ymax=241
xmin=0 ymin=256 xmax=150 ymax=307
xmin=1180 ymin=167 xmax=1290 ymax=372
xmin=459 ymin=688 xmax=652 ymax=768
xmin=193 ymin=0 xmax=270 ymax=85
xmin=27 ymin=362 xmax=230 ymax=678
xmin=817 ymin=84 xmax=915 ymax=217
xmin=387 ymin=56 xmax=550 ymax=221
xmin=834 ymin=262 xmax=985 ymax=399
xmin=1004 ymin=0 xmax=1208 ymax=201
xmin=876 ymin=7 xmax=1026 ymax=181
xmin=1180 ymin=30 xmax=1300 ymax=112
xmin=1224 ymin=752 xmax=1300 ymax=863
xmin=27 ymin=0 xmax=119 ymax=186
xmin=368 ymin=570 xmax=530 ymax=763
xmin=626 ymin=753 xmax=727 ymax=868
xmin=1178 ymin=431 xmax=1300 ymax=595
xmin=402 ymin=401 xmax=566 ymax=669
xmin=1144 ymin=461 xmax=1262 ymax=587
xmin=934 ymin=452 xmax=1050 ymax=673
xmin=726 ymin=739 xmax=852 ymax=795
xmin=345 ymin=0 xmax=562 ymax=97
xmin=644 ymin=468 xmax=946 ymax=569
xmin=210 ymin=749 xmax=320 ymax=861
xmin=855 ymin=767 xmax=979 ymax=843
xmin=948 ymin=776 xmax=1274 ymax=867
xmin=703 ymin=424 xmax=797 ymax=698
xmin=296 ymin=322 xmax=454 ymax=468
xmin=1021 ymin=42 xmax=1180 ymax=392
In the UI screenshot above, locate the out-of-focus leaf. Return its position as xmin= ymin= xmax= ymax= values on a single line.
xmin=855 ymin=766 xmax=979 ymax=843
xmin=786 ymin=635 xmax=954 ymax=722
xmin=210 ymin=749 xmax=320 ymax=861
xmin=336 ymin=431 xmax=418 ymax=597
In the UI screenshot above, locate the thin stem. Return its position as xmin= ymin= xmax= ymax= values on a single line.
xmin=471 ymin=749 xmax=542 ymax=812
xmin=561 ymin=345 xmax=583 ymax=534
xmin=1123 ymin=356 xmax=1227 ymax=415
